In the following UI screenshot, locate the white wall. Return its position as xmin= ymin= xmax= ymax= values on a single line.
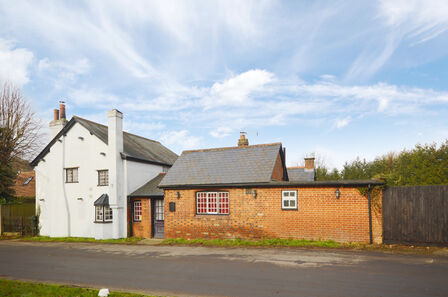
xmin=35 ymin=122 xmax=167 ymax=238
xmin=36 ymin=123 xmax=110 ymax=238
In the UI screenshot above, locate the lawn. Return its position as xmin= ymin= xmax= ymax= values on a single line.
xmin=20 ymin=236 xmax=143 ymax=244
xmin=0 ymin=279 xmax=160 ymax=297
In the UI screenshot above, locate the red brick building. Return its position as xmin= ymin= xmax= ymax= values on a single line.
xmin=12 ymin=171 xmax=35 ymax=198
xmin=158 ymin=134 xmax=383 ymax=244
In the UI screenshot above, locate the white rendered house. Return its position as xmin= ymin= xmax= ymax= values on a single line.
xmin=31 ymin=103 xmax=177 ymax=239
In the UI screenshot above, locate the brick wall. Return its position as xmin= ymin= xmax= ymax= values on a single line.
xmin=164 ymin=187 xmax=382 ymax=243
xmin=128 ymin=198 xmax=152 ymax=238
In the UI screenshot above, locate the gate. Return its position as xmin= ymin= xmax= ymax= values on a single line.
xmin=0 ymin=202 xmax=36 ymax=235
xmin=383 ymin=185 xmax=448 ymax=245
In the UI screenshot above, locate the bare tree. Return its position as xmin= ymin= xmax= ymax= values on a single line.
xmin=0 ymin=82 xmax=41 ymax=164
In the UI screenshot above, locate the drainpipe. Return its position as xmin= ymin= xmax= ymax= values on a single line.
xmin=128 ymin=197 xmax=133 ymax=237
xmin=368 ymin=184 xmax=373 ymax=244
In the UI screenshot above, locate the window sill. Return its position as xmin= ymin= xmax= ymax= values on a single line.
xmin=133 ymin=220 xmax=142 ymax=223
xmin=65 ymin=181 xmax=79 ymax=184
xmin=97 ymin=184 xmax=108 ymax=187
xmin=94 ymin=221 xmax=112 ymax=224
xmin=281 ymin=208 xmax=298 ymax=211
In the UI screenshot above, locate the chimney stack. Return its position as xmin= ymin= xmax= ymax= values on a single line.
xmin=49 ymin=101 xmax=68 ymax=140
xmin=107 ymin=109 xmax=124 ymax=239
xmin=53 ymin=109 xmax=59 ymax=120
xmin=304 ymin=157 xmax=315 ymax=171
xmin=238 ymin=132 xmax=249 ymax=147
xmin=59 ymin=101 xmax=66 ymax=119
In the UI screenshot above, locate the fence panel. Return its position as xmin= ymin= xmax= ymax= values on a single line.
xmin=383 ymin=185 xmax=448 ymax=244
xmin=0 ymin=202 xmax=35 ymax=235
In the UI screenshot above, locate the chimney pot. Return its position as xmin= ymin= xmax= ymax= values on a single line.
xmin=304 ymin=157 xmax=315 ymax=170
xmin=53 ymin=109 xmax=59 ymax=121
xmin=238 ymin=132 xmax=249 ymax=147
xmin=59 ymin=101 xmax=66 ymax=119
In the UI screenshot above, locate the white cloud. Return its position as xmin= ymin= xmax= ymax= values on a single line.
xmin=160 ymin=130 xmax=202 ymax=150
xmin=335 ymin=117 xmax=351 ymax=129
xmin=203 ymin=69 xmax=274 ymax=109
xmin=0 ymin=38 xmax=33 ymax=85
xmin=38 ymin=57 xmax=91 ymax=88
xmin=69 ymin=87 xmax=120 ymax=107
xmin=378 ymin=0 xmax=448 ymax=43
xmin=210 ymin=127 xmax=233 ymax=138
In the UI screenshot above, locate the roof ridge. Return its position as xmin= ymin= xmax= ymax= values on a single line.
xmin=73 ymin=115 xmax=160 ymax=144
xmin=182 ymin=142 xmax=282 ymax=154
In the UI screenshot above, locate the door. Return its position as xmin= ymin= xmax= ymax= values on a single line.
xmin=152 ymin=199 xmax=164 ymax=238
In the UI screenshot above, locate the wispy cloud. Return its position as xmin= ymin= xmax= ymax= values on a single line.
xmin=0 ymin=38 xmax=33 ymax=85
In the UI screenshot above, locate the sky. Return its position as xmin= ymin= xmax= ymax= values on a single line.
xmin=1 ymin=0 xmax=448 ymax=168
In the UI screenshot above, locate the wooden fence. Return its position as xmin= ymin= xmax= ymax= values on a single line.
xmin=383 ymin=185 xmax=448 ymax=245
xmin=0 ymin=202 xmax=36 ymax=236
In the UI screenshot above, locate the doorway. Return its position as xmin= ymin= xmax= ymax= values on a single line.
xmin=152 ymin=198 xmax=164 ymax=238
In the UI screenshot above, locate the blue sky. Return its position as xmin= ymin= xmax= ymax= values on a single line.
xmin=1 ymin=0 xmax=448 ymax=168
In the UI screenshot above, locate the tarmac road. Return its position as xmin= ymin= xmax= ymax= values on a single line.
xmin=0 ymin=240 xmax=447 ymax=297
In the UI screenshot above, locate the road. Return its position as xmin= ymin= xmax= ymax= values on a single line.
xmin=0 ymin=241 xmax=447 ymax=297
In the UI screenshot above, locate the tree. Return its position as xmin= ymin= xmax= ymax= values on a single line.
xmin=0 ymin=82 xmax=41 ymax=203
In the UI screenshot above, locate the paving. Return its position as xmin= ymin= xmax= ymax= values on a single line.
xmin=0 ymin=240 xmax=447 ymax=297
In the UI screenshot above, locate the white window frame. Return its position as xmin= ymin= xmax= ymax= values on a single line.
xmin=134 ymin=200 xmax=142 ymax=221
xmin=97 ymin=170 xmax=109 ymax=186
xmin=95 ymin=205 xmax=112 ymax=222
xmin=282 ymin=190 xmax=298 ymax=210
xmin=196 ymin=192 xmax=229 ymax=215
xmin=65 ymin=167 xmax=78 ymax=183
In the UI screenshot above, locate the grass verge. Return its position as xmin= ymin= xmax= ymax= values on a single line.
xmin=0 ymin=278 xmax=159 ymax=297
xmin=161 ymin=238 xmax=448 ymax=255
xmin=20 ymin=236 xmax=143 ymax=244
xmin=162 ymin=237 xmax=343 ymax=248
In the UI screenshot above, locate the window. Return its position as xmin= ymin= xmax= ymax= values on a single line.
xmin=196 ymin=192 xmax=229 ymax=215
xmin=282 ymin=190 xmax=297 ymax=210
xmin=134 ymin=201 xmax=142 ymax=221
xmin=65 ymin=168 xmax=78 ymax=183
xmin=23 ymin=177 xmax=33 ymax=185
xmin=155 ymin=199 xmax=164 ymax=220
xmin=97 ymin=170 xmax=109 ymax=186
xmin=95 ymin=205 xmax=112 ymax=222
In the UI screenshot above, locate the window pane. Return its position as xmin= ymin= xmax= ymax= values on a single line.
xmin=134 ymin=201 xmax=142 ymax=221
xmin=284 ymin=200 xmax=289 ymax=207
xmin=208 ymin=192 xmax=217 ymax=213
xmin=218 ymin=192 xmax=229 ymax=214
xmin=283 ymin=191 xmax=289 ymax=197
xmin=104 ymin=206 xmax=113 ymax=221
xmin=96 ymin=206 xmax=103 ymax=221
xmin=290 ymin=200 xmax=296 ymax=207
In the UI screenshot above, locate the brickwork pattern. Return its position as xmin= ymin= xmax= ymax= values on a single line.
xmin=165 ymin=187 xmax=382 ymax=243
xmin=129 ymin=198 xmax=152 ymax=238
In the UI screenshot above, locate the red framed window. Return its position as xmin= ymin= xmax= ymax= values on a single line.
xmin=134 ymin=201 xmax=142 ymax=221
xmin=196 ymin=192 xmax=229 ymax=215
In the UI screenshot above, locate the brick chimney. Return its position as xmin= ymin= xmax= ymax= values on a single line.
xmin=238 ymin=132 xmax=249 ymax=147
xmin=304 ymin=157 xmax=315 ymax=171
xmin=49 ymin=101 xmax=68 ymax=140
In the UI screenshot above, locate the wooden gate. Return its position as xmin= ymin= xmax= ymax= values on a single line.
xmin=383 ymin=185 xmax=448 ymax=245
xmin=0 ymin=202 xmax=36 ymax=235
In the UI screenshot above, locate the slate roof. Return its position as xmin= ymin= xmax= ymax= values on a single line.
xmin=94 ymin=193 xmax=109 ymax=206
xmin=31 ymin=116 xmax=178 ymax=167
xmin=287 ymin=167 xmax=315 ymax=182
xmin=159 ymin=143 xmax=284 ymax=187
xmin=129 ymin=173 xmax=166 ymax=197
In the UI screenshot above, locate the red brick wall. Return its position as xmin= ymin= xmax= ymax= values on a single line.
xmin=128 ymin=198 xmax=152 ymax=238
xmin=164 ymin=187 xmax=382 ymax=243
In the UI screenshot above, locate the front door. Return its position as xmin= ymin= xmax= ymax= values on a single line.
xmin=152 ymin=199 xmax=164 ymax=238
